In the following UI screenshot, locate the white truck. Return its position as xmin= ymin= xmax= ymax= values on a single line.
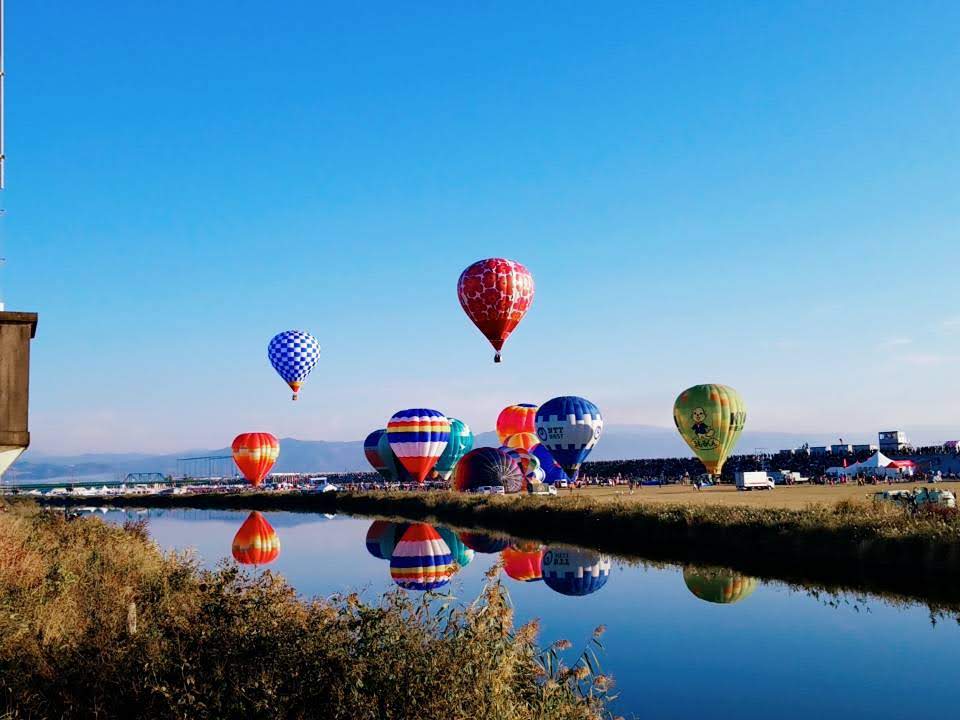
xmin=735 ymin=471 xmax=774 ymax=491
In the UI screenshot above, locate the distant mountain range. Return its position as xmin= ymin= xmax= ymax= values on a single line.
xmin=9 ymin=424 xmax=955 ymax=483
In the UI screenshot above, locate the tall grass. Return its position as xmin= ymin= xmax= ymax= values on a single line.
xmin=0 ymin=504 xmax=612 ymax=719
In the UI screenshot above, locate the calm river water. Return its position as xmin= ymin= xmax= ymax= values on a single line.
xmin=90 ymin=508 xmax=959 ymax=719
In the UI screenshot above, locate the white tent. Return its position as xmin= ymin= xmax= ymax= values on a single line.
xmin=829 ymin=451 xmax=916 ymax=478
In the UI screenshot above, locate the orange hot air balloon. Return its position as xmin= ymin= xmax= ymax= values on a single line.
xmin=496 ymin=404 xmax=538 ymax=445
xmin=232 ymin=511 xmax=281 ymax=565
xmin=231 ymin=433 xmax=280 ymax=487
xmin=502 ymin=432 xmax=540 ymax=452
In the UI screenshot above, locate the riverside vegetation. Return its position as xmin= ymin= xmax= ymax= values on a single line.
xmin=0 ymin=503 xmax=614 ymax=720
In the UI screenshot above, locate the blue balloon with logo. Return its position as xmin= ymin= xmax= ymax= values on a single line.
xmin=534 ymin=396 xmax=603 ymax=481
xmin=530 ymin=443 xmax=569 ymax=484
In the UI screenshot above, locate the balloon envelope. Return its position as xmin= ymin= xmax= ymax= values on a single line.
xmin=683 ymin=568 xmax=758 ymax=604
xmin=390 ymin=524 xmax=455 ymax=591
xmin=457 ymin=258 xmax=534 ymax=362
xmin=542 ymin=548 xmax=611 ymax=596
xmin=231 ymin=433 xmax=280 ymax=487
xmin=267 ymin=330 xmax=321 ymax=400
xmin=434 ymin=418 xmax=474 ymax=481
xmin=673 ymin=384 xmax=746 ymax=475
xmin=496 ymin=404 xmax=538 ymax=445
xmin=530 ymin=443 xmax=569 ymax=485
xmin=387 ymin=409 xmax=451 ymax=484
xmin=363 ymin=430 xmax=391 ymax=481
xmin=453 ymin=447 xmax=524 ymax=493
xmin=535 ymin=397 xmax=604 ymax=481
xmin=232 ymin=511 xmax=280 ymax=566
xmin=377 ymin=431 xmax=412 ymax=484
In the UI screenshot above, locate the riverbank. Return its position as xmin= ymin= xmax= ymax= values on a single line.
xmin=0 ymin=503 xmax=608 ymax=719
xmin=29 ymin=488 xmax=960 ymax=605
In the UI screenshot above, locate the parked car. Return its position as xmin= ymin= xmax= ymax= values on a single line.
xmin=527 ymin=482 xmax=557 ymax=496
xmin=471 ymin=485 xmax=506 ymax=495
xmin=555 ymin=479 xmax=569 ymax=488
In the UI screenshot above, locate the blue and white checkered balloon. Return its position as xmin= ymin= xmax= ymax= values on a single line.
xmin=268 ymin=330 xmax=321 ymax=400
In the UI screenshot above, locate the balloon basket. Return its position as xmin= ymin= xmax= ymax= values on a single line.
xmin=291 ymin=393 xmax=298 ymax=401
xmin=494 ymin=353 xmax=502 ymax=363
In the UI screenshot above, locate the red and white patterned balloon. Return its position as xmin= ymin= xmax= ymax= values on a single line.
xmin=457 ymin=258 xmax=534 ymax=362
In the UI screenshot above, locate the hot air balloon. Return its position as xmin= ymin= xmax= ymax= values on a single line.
xmin=682 ymin=568 xmax=758 ymax=604
xmin=535 ymin=397 xmax=604 ymax=481
xmin=457 ymin=258 xmax=534 ymax=363
xmin=434 ymin=418 xmax=474 ymax=482
xmin=387 ymin=409 xmax=451 ymax=484
xmin=502 ymin=545 xmax=544 ymax=583
xmin=364 ymin=430 xmax=391 ymax=482
xmin=459 ymin=531 xmax=511 ymax=555
xmin=231 ymin=433 xmax=280 ymax=487
xmin=390 ymin=524 xmax=456 ymax=591
xmin=377 ymin=431 xmax=413 ymax=484
xmin=542 ymin=548 xmax=611 ymax=596
xmin=505 ymin=433 xmax=568 ymax=485
xmin=232 ymin=511 xmax=281 ymax=566
xmin=673 ymin=384 xmax=746 ymax=477
xmin=268 ymin=330 xmax=321 ymax=400
xmin=438 ymin=526 xmax=475 ymax=568
xmin=496 ymin=404 xmax=538 ymax=444
xmin=501 ymin=445 xmax=544 ymax=484
xmin=453 ymin=447 xmax=524 ymax=493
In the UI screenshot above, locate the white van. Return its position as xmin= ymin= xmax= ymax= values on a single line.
xmin=735 ymin=471 xmax=774 ymax=491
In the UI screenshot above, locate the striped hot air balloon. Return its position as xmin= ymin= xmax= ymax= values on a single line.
xmin=390 ymin=524 xmax=456 ymax=591
xmin=496 ymin=404 xmax=538 ymax=445
xmin=387 ymin=409 xmax=451 ymax=484
xmin=232 ymin=511 xmax=281 ymax=566
xmin=363 ymin=430 xmax=391 ymax=481
xmin=434 ymin=418 xmax=474 ymax=482
xmin=267 ymin=330 xmax=321 ymax=401
xmin=535 ymin=397 xmax=604 ymax=482
xmin=231 ymin=433 xmax=280 ymax=487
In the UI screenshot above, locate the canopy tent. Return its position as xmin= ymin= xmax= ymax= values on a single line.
xmin=826 ymin=451 xmax=916 ymax=478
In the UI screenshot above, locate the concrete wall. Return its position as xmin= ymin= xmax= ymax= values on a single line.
xmin=0 ymin=311 xmax=38 ymax=450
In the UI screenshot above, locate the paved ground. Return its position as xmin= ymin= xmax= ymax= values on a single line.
xmin=568 ymin=481 xmax=953 ymax=510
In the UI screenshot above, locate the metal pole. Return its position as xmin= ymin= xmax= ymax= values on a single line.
xmin=1 ymin=0 xmax=6 ymax=189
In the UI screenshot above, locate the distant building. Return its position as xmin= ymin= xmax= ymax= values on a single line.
xmin=853 ymin=444 xmax=879 ymax=454
xmin=879 ymin=431 xmax=910 ymax=453
xmin=810 ymin=446 xmax=830 ymax=456
xmin=830 ymin=444 xmax=852 ymax=455
xmin=944 ymin=440 xmax=960 ymax=453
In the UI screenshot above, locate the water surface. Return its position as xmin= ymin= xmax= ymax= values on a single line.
xmin=91 ymin=508 xmax=960 ymax=719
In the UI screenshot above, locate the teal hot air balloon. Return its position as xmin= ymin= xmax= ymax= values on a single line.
xmin=434 ymin=418 xmax=474 ymax=482
xmin=377 ymin=431 xmax=413 ymax=484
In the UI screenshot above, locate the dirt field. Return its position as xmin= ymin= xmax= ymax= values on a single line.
xmin=570 ymin=481 xmax=952 ymax=510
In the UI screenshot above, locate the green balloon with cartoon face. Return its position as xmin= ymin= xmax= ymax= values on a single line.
xmin=673 ymin=384 xmax=746 ymax=475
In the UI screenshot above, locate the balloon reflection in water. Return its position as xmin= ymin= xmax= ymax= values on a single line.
xmin=682 ymin=568 xmax=758 ymax=604
xmin=459 ymin=531 xmax=511 ymax=555
xmin=390 ymin=524 xmax=456 ymax=591
xmin=541 ymin=548 xmax=611 ymax=596
xmin=438 ymin=527 xmax=475 ymax=568
xmin=364 ymin=520 xmax=409 ymax=561
xmin=231 ymin=511 xmax=281 ymax=566
xmin=502 ymin=544 xmax=544 ymax=583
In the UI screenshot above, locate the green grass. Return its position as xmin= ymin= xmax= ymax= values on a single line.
xmin=0 ymin=503 xmax=613 ymax=719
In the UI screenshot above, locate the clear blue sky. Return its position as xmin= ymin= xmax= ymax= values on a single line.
xmin=5 ymin=1 xmax=959 ymax=454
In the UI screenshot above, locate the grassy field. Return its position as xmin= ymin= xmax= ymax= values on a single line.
xmin=569 ymin=481 xmax=947 ymax=509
